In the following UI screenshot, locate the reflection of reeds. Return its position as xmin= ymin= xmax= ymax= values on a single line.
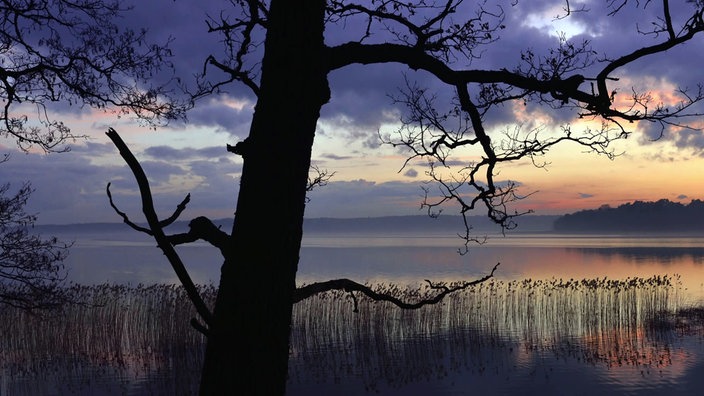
xmin=0 ymin=283 xmax=215 ymax=395
xmin=0 ymin=275 xmax=693 ymax=393
xmin=293 ymin=275 xmax=680 ymax=347
xmin=290 ymin=275 xmax=686 ymax=388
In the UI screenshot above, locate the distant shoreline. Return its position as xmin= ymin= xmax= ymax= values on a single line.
xmin=554 ymin=199 xmax=704 ymax=234
xmin=34 ymin=214 xmax=559 ymax=235
xmin=34 ymin=199 xmax=704 ymax=236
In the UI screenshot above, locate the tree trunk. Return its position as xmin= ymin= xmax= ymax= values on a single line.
xmin=199 ymin=1 xmax=329 ymax=394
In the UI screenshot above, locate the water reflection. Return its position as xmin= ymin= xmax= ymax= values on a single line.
xmin=0 ymin=284 xmax=209 ymax=396
xmin=297 ymin=244 xmax=704 ymax=303
xmin=564 ymin=247 xmax=704 ymax=303
xmin=59 ymin=231 xmax=704 ymax=304
xmin=10 ymin=230 xmax=704 ymax=394
xmin=288 ymin=278 xmax=704 ymax=395
xmin=1 ymin=278 xmax=702 ymax=395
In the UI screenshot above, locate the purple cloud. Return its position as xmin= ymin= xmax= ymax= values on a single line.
xmin=5 ymin=0 xmax=704 ymax=225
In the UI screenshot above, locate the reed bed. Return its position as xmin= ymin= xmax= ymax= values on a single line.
xmin=289 ymin=275 xmax=686 ymax=386
xmin=0 ymin=283 xmax=215 ymax=395
xmin=292 ymin=275 xmax=681 ymax=348
xmin=0 ymin=275 xmax=692 ymax=393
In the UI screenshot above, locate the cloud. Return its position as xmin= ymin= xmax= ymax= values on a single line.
xmin=674 ymin=130 xmax=704 ymax=152
xmin=0 ymin=143 xmax=243 ymax=224
xmin=639 ymin=123 xmax=704 ymax=155
xmin=415 ymin=159 xmax=473 ymax=168
xmin=403 ymin=168 xmax=418 ymax=178
xmin=6 ymin=1 xmax=704 ymax=225
xmin=68 ymin=141 xmax=117 ymax=156
xmin=305 ymin=179 xmax=428 ymax=218
xmin=578 ymin=193 xmax=595 ymax=199
xmin=184 ymin=96 xmax=255 ymax=137
xmin=320 ymin=68 xmax=402 ymax=143
xmin=28 ymin=1 xmax=704 ymax=155
xmin=677 ymin=194 xmax=688 ymax=200
xmin=1 ymin=149 xmax=129 ymax=223
xmin=320 ymin=153 xmax=354 ymax=161
xmin=144 ymin=145 xmax=227 ymax=160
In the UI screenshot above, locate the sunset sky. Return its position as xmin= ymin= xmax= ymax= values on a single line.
xmin=1 ymin=0 xmax=703 ymax=225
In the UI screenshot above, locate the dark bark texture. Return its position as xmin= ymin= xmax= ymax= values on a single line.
xmin=198 ymin=1 xmax=330 ymax=394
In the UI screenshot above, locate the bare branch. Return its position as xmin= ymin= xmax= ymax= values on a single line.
xmin=190 ymin=317 xmax=210 ymax=337
xmin=554 ymin=0 xmax=589 ymax=20
xmin=105 ymin=128 xmax=213 ymax=328
xmin=337 ymin=2 xmax=704 ymax=246
xmin=663 ymin=0 xmax=676 ymax=39
xmin=294 ymin=262 xmax=500 ymax=306
xmin=0 ymin=180 xmax=70 ymax=311
xmin=195 ymin=0 xmax=266 ymax=99
xmin=326 ymin=0 xmax=506 ymax=62
xmin=106 ymin=182 xmax=153 ymax=235
xmin=159 ymin=194 xmax=192 ymax=228
xmin=106 ymin=183 xmax=192 ymax=233
xmin=386 ymin=74 xmax=627 ymax=244
xmin=327 ymin=2 xmax=704 ymax=128
xmin=306 ymin=165 xmax=336 ymax=202
xmin=0 ymin=0 xmax=188 ymax=152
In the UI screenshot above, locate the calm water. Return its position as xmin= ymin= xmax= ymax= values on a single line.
xmin=5 ymin=228 xmax=704 ymax=395
xmin=64 ymin=230 xmax=704 ymax=303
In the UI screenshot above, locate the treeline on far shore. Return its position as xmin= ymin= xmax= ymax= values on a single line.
xmin=554 ymin=199 xmax=704 ymax=233
xmin=34 ymin=198 xmax=704 ymax=235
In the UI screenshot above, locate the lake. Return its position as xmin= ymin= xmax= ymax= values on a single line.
xmin=3 ymin=227 xmax=704 ymax=395
xmin=64 ymin=229 xmax=704 ymax=303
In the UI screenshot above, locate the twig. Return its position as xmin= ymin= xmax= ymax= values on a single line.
xmin=106 ymin=182 xmax=153 ymax=235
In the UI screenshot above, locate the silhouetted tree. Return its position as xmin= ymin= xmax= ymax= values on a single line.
xmin=107 ymin=1 xmax=704 ymax=394
xmin=0 ymin=159 xmax=69 ymax=310
xmin=0 ymin=0 xmax=185 ymax=152
xmin=0 ymin=0 xmax=186 ymax=313
xmin=554 ymin=198 xmax=704 ymax=232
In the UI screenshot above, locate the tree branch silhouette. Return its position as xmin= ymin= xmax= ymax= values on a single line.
xmin=0 ymin=0 xmax=188 ymax=152
xmin=0 ymin=179 xmax=70 ymax=311
xmin=321 ymin=1 xmax=704 ymax=245
xmin=293 ymin=262 xmax=500 ymax=308
xmin=167 ymin=217 xmax=230 ymax=257
xmin=105 ymin=128 xmax=213 ymax=333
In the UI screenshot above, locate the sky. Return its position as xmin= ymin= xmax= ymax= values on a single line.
xmin=1 ymin=0 xmax=704 ymax=225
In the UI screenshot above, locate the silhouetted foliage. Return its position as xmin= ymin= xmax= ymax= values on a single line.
xmin=555 ymin=199 xmax=704 ymax=233
xmin=0 ymin=0 xmax=186 ymax=152
xmin=0 ymin=177 xmax=69 ymax=310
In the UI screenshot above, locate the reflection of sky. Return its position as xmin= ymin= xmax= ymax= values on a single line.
xmin=298 ymin=233 xmax=704 ymax=303
xmin=62 ymin=230 xmax=704 ymax=304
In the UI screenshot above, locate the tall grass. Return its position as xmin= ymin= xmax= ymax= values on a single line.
xmin=1 ymin=283 xmax=216 ymax=363
xmin=292 ymin=275 xmax=680 ymax=347
xmin=0 ymin=275 xmax=691 ymax=393
xmin=289 ymin=275 xmax=686 ymax=387
xmin=0 ymin=283 xmax=215 ymax=395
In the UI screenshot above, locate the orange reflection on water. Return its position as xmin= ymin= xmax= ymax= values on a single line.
xmin=300 ymin=234 xmax=704 ymax=305
xmin=487 ymin=244 xmax=704 ymax=303
xmin=580 ymin=325 xmax=700 ymax=391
